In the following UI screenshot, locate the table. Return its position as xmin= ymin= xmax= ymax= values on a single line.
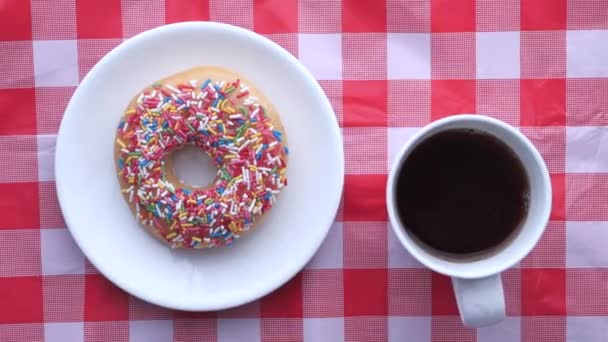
xmin=1 ymin=0 xmax=607 ymax=341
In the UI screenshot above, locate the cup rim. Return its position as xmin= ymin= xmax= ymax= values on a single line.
xmin=386 ymin=114 xmax=552 ymax=279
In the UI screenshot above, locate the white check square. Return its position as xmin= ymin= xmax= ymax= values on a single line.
xmin=567 ymin=30 xmax=608 ymax=77
xmin=129 ymin=320 xmax=173 ymax=342
xmin=477 ymin=317 xmax=521 ymax=342
xmin=33 ymin=40 xmax=78 ymax=87
xmin=41 ymin=229 xmax=85 ymax=275
xmin=44 ymin=322 xmax=83 ymax=342
xmin=307 ymin=222 xmax=343 ymax=269
xmin=217 ymin=318 xmax=260 ymax=342
xmin=298 ymin=34 xmax=342 ymax=80
xmin=388 ymin=127 xmax=421 ymax=169
xmin=387 ymin=33 xmax=431 ymax=79
xmin=566 ymin=221 xmax=608 ymax=268
xmin=38 ymin=135 xmax=56 ymax=182
xmin=566 ymin=126 xmax=608 ymax=173
xmin=304 ymin=318 xmax=344 ymax=342
xmin=388 ymin=317 xmax=430 ymax=342
xmin=567 ymin=317 xmax=608 ymax=342
xmin=476 ymin=31 xmax=520 ymax=79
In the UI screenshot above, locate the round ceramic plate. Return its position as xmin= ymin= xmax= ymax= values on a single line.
xmin=55 ymin=22 xmax=344 ymax=311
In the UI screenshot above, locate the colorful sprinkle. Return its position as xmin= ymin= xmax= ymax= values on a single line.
xmin=116 ymin=77 xmax=288 ymax=249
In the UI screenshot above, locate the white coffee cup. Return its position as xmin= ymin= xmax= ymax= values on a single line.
xmin=386 ymin=115 xmax=552 ymax=327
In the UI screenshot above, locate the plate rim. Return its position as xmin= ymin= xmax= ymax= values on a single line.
xmin=55 ymin=21 xmax=344 ymax=311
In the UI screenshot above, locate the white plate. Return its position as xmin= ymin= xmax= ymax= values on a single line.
xmin=55 ymin=22 xmax=344 ymax=311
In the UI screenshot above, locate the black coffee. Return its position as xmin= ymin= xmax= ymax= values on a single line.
xmin=395 ymin=129 xmax=529 ymax=255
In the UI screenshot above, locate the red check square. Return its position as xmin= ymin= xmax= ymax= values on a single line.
xmin=0 ymin=0 xmax=32 ymax=40
xmin=0 ymin=182 xmax=39 ymax=229
xmin=431 ymin=0 xmax=475 ymax=32
xmin=344 ymin=269 xmax=388 ymax=316
xmin=0 ymin=88 xmax=36 ymax=135
xmin=431 ymin=273 xmax=459 ymax=315
xmin=261 ymin=273 xmax=303 ymax=318
xmin=76 ymin=0 xmax=122 ymax=39
xmin=388 ymin=269 xmax=432 ymax=315
xmin=551 ymin=174 xmax=566 ymax=221
xmin=0 ymin=277 xmax=43 ymax=323
xmin=521 ymin=268 xmax=566 ymax=315
xmin=521 ymin=0 xmax=567 ymax=30
xmin=302 ymin=269 xmax=344 ymax=317
xmin=520 ymin=79 xmax=566 ymax=126
xmin=84 ymin=275 xmax=129 ymax=321
xmin=343 ymin=80 xmax=387 ymax=127
xmin=342 ymin=0 xmax=387 ymax=33
xmin=165 ymin=0 xmax=210 ymax=23
xmin=431 ymin=80 xmax=476 ymax=121
xmin=254 ymin=0 xmax=298 ymax=33
xmin=343 ymin=175 xmax=387 ymax=222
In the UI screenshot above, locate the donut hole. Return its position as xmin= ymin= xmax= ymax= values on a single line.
xmin=169 ymin=145 xmax=217 ymax=188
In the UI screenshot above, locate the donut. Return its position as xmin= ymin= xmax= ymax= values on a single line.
xmin=114 ymin=66 xmax=288 ymax=249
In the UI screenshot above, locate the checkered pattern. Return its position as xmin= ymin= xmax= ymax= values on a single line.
xmin=0 ymin=0 xmax=606 ymax=341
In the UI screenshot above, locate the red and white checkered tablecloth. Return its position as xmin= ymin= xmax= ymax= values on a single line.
xmin=1 ymin=0 xmax=608 ymax=341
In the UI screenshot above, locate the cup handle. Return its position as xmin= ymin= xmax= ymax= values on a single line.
xmin=451 ymin=274 xmax=505 ymax=327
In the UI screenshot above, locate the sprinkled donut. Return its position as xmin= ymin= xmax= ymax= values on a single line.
xmin=115 ymin=66 xmax=288 ymax=249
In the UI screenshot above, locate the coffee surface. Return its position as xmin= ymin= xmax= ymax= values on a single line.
xmin=396 ymin=129 xmax=529 ymax=255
